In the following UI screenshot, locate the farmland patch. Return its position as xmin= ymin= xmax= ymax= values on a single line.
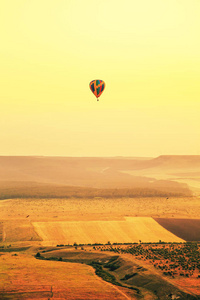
xmin=154 ymin=218 xmax=200 ymax=241
xmin=33 ymin=217 xmax=184 ymax=245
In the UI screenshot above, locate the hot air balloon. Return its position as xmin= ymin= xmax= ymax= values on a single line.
xmin=89 ymin=80 xmax=105 ymax=101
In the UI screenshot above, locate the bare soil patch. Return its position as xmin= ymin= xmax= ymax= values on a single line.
xmin=154 ymin=219 xmax=200 ymax=241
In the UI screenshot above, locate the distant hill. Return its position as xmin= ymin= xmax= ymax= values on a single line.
xmin=0 ymin=181 xmax=191 ymax=199
xmin=0 ymin=156 xmax=196 ymax=197
xmin=147 ymin=155 xmax=200 ymax=170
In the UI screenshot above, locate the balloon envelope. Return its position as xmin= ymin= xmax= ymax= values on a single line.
xmin=89 ymin=80 xmax=105 ymax=99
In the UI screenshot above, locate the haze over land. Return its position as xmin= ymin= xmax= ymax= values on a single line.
xmin=1 ymin=155 xmax=200 ymax=299
xmin=1 ymin=155 xmax=199 ymax=195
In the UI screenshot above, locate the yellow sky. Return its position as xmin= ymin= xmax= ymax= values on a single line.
xmin=0 ymin=0 xmax=200 ymax=156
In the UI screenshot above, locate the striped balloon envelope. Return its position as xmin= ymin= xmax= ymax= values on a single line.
xmin=89 ymin=79 xmax=105 ymax=101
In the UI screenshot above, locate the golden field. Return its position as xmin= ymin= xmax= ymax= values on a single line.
xmin=32 ymin=217 xmax=184 ymax=246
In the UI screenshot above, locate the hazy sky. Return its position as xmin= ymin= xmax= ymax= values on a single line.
xmin=1 ymin=0 xmax=200 ymax=157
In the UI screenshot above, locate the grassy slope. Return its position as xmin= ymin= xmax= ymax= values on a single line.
xmin=40 ymin=248 xmax=198 ymax=300
xmin=0 ymin=250 xmax=133 ymax=300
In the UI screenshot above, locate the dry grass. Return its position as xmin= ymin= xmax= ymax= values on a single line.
xmin=1 ymin=197 xmax=200 ymax=222
xmin=0 ymin=252 xmax=133 ymax=299
xmin=2 ymin=220 xmax=41 ymax=242
xmin=173 ymin=277 xmax=200 ymax=296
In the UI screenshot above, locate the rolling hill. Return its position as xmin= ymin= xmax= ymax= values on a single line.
xmin=0 ymin=155 xmax=196 ymax=197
